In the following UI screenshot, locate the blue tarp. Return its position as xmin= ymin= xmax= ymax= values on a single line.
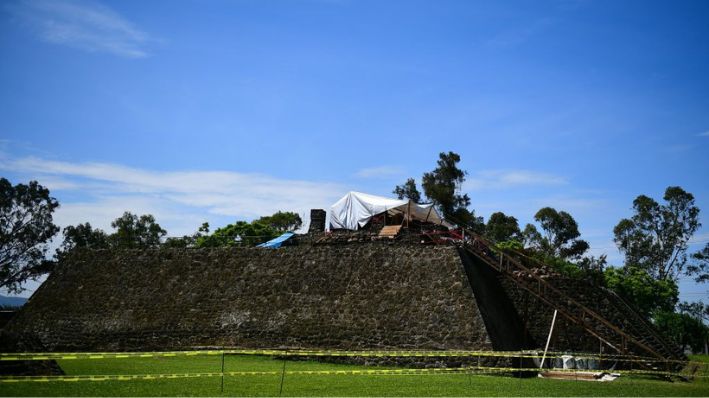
xmin=257 ymin=232 xmax=295 ymax=249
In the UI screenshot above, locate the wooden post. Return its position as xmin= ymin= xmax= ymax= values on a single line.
xmin=220 ymin=348 xmax=225 ymax=393
xmin=540 ymin=310 xmax=558 ymax=369
xmin=599 ymin=338 xmax=603 ymax=371
xmin=407 ymin=201 xmax=411 ymax=228
xmin=279 ymin=350 xmax=287 ymax=397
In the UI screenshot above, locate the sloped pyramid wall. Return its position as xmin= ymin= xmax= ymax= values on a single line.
xmin=499 ymin=275 xmax=685 ymax=359
xmin=459 ymin=247 xmax=682 ymax=360
xmin=6 ymin=244 xmax=494 ymax=352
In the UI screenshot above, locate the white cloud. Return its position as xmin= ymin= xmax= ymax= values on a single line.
xmin=698 ymin=131 xmax=709 ymax=137
xmin=354 ymin=165 xmax=404 ymax=179
xmin=465 ymin=170 xmax=567 ymax=191
xmin=689 ymin=232 xmax=709 ymax=245
xmin=0 ymin=155 xmax=346 ymax=236
xmin=28 ymin=175 xmax=82 ymax=191
xmin=8 ymin=0 xmax=152 ymax=58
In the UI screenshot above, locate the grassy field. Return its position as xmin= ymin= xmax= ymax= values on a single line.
xmin=1 ymin=354 xmax=708 ymax=397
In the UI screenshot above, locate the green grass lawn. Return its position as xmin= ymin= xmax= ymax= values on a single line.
xmin=1 ymin=354 xmax=708 ymax=397
xmin=690 ymin=354 xmax=709 ymax=363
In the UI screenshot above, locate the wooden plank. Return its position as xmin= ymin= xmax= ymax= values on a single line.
xmin=540 ymin=371 xmax=604 ymax=381
xmin=378 ymin=225 xmax=402 ymax=239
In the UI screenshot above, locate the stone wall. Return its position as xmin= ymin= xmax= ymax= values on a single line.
xmin=6 ymin=244 xmax=493 ymax=352
xmin=498 ymin=277 xmax=601 ymax=353
xmin=498 ymin=275 xmax=680 ymax=357
xmin=457 ymin=248 xmax=536 ymax=352
xmin=0 ymin=311 xmax=16 ymax=330
xmin=307 ymin=209 xmax=326 ymax=233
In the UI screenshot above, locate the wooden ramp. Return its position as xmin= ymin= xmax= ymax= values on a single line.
xmin=378 ymin=225 xmax=402 ymax=239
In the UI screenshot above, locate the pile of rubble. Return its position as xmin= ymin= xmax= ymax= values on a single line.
xmin=511 ymin=265 xmax=560 ymax=280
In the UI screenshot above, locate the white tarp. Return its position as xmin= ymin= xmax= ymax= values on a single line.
xmin=329 ymin=191 xmax=449 ymax=230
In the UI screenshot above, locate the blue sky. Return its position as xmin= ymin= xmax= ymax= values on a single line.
xmin=0 ymin=0 xmax=707 ymax=301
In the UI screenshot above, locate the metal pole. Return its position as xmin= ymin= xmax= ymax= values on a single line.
xmin=540 ymin=310 xmax=558 ymax=369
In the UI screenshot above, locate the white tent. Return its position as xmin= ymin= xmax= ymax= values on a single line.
xmin=329 ymin=191 xmax=451 ymax=230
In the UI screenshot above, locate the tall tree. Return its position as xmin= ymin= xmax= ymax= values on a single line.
xmin=687 ymin=242 xmax=709 ymax=283
xmin=522 ymin=223 xmax=542 ymax=248
xmin=485 ymin=212 xmax=521 ymax=243
xmin=613 ymin=186 xmax=701 ymax=280
xmin=0 ymin=178 xmax=59 ymax=293
xmin=523 ymin=207 xmax=589 ymax=260
xmin=256 ymin=211 xmax=302 ymax=232
xmin=110 ymin=212 xmax=166 ymax=248
xmin=421 ymin=152 xmax=470 ymax=220
xmin=393 ymin=178 xmax=422 ymax=203
xmin=394 ymin=152 xmax=482 ymax=229
xmin=56 ymin=223 xmax=109 ymax=259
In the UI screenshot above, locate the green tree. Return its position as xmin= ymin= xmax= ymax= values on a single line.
xmin=56 ymin=222 xmax=109 ymax=259
xmin=604 ymin=266 xmax=679 ymax=318
xmin=523 ymin=207 xmax=589 ymax=260
xmin=678 ymin=300 xmax=709 ymax=323
xmin=196 ymin=220 xmax=277 ymax=247
xmin=677 ymin=300 xmax=709 ymax=353
xmin=0 ymin=178 xmax=59 ymax=293
xmin=521 ymin=223 xmax=542 ymax=248
xmin=110 ymin=212 xmax=166 ymax=248
xmin=256 ymin=211 xmax=302 ymax=232
xmin=687 ymin=242 xmax=709 ymax=283
xmin=613 ymin=186 xmax=701 ymax=281
xmin=452 ymin=208 xmax=486 ymax=234
xmin=394 ymin=152 xmax=483 ymax=231
xmin=163 ymin=222 xmax=209 ymax=248
xmin=421 ymin=152 xmax=470 ymax=219
xmin=576 ymin=254 xmax=607 ymax=273
xmin=485 ymin=212 xmax=522 ymax=243
xmin=393 ymin=178 xmax=422 ymax=203
xmin=654 ymin=311 xmax=708 ymax=353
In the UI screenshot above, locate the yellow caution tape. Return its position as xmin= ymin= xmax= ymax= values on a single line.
xmin=0 ymin=349 xmax=701 ymax=369
xmin=0 ymin=365 xmax=703 ymax=383
xmin=0 ymin=349 xmax=659 ymax=360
